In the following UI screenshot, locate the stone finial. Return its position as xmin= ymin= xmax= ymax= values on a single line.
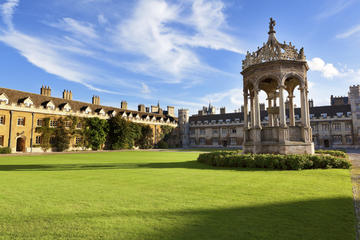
xmin=269 ymin=17 xmax=276 ymax=34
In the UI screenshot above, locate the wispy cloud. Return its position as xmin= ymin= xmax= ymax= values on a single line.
xmin=112 ymin=0 xmax=243 ymax=82
xmin=0 ymin=0 xmax=244 ymax=109
xmin=48 ymin=17 xmax=98 ymax=39
xmin=1 ymin=0 xmax=18 ymax=30
xmin=317 ymin=0 xmax=355 ymax=19
xmin=336 ymin=24 xmax=360 ymax=39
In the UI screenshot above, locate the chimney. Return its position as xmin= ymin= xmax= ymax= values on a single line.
xmin=40 ymin=85 xmax=51 ymax=96
xmin=220 ymin=107 xmax=226 ymax=115
xmin=62 ymin=90 xmax=73 ymax=100
xmin=121 ymin=100 xmax=128 ymax=110
xmin=241 ymin=105 xmax=244 ymax=113
xmin=138 ymin=104 xmax=145 ymax=112
xmin=151 ymin=105 xmax=159 ymax=113
xmin=92 ymin=95 xmax=100 ymax=105
xmin=145 ymin=107 xmax=150 ymax=113
xmin=309 ymin=99 xmax=314 ymax=108
xmin=198 ymin=110 xmax=203 ymax=116
xmin=167 ymin=106 xmax=175 ymax=116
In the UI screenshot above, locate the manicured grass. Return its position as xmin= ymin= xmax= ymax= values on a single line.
xmin=0 ymin=151 xmax=355 ymax=240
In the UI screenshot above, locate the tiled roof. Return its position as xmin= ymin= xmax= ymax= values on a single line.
xmin=0 ymin=87 xmax=177 ymax=121
xmin=189 ymin=104 xmax=351 ymax=123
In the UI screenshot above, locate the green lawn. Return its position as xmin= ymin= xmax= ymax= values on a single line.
xmin=0 ymin=151 xmax=356 ymax=240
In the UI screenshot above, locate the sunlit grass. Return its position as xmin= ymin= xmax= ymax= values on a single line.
xmin=0 ymin=151 xmax=355 ymax=240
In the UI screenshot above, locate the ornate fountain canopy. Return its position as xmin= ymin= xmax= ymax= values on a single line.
xmin=242 ymin=18 xmax=306 ymax=70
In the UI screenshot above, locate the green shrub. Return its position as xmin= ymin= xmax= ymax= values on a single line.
xmin=156 ymin=140 xmax=169 ymax=149
xmin=197 ymin=151 xmax=351 ymax=170
xmin=0 ymin=147 xmax=11 ymax=154
xmin=315 ymin=150 xmax=347 ymax=158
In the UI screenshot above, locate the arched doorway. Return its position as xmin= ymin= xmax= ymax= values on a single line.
xmin=324 ymin=139 xmax=330 ymax=148
xmin=16 ymin=137 xmax=25 ymax=152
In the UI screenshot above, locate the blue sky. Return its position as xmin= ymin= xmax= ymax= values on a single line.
xmin=0 ymin=0 xmax=360 ymax=114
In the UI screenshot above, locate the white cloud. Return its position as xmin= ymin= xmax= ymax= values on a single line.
xmin=141 ymin=82 xmax=151 ymax=94
xmin=308 ymin=57 xmax=340 ymax=78
xmin=97 ymin=14 xmax=107 ymax=25
xmin=317 ymin=0 xmax=355 ymax=19
xmin=201 ymin=88 xmax=243 ymax=105
xmin=49 ymin=17 xmax=98 ymax=39
xmin=336 ymin=24 xmax=360 ymax=39
xmin=112 ymin=0 xmax=243 ymax=81
xmin=1 ymin=0 xmax=19 ymax=30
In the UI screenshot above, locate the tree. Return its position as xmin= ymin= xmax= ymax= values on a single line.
xmin=138 ymin=125 xmax=153 ymax=149
xmin=53 ymin=118 xmax=70 ymax=152
xmin=35 ymin=118 xmax=53 ymax=152
xmin=84 ymin=117 xmax=109 ymax=150
xmin=107 ymin=116 xmax=133 ymax=149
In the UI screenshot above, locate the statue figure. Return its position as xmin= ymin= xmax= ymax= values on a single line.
xmin=269 ymin=17 xmax=276 ymax=33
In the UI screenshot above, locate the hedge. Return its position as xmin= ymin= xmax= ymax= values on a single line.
xmin=0 ymin=147 xmax=11 ymax=154
xmin=314 ymin=150 xmax=347 ymax=158
xmin=197 ymin=151 xmax=351 ymax=170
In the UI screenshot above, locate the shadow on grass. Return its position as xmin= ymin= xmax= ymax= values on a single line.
xmin=2 ymin=197 xmax=355 ymax=240
xmin=0 ymin=161 xmax=284 ymax=172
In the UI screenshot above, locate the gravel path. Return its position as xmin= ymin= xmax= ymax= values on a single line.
xmin=349 ymin=153 xmax=360 ymax=240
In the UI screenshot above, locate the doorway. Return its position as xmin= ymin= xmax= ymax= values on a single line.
xmin=16 ymin=137 xmax=25 ymax=152
xmin=324 ymin=139 xmax=330 ymax=148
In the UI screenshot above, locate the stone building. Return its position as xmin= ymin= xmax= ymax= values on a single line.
xmin=0 ymin=86 xmax=177 ymax=152
xmin=178 ymin=19 xmax=360 ymax=151
xmin=179 ymin=85 xmax=360 ymax=149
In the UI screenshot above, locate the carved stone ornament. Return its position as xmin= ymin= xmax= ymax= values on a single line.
xmin=242 ymin=18 xmax=306 ymax=70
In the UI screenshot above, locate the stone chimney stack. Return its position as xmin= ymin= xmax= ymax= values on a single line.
xmin=92 ymin=95 xmax=100 ymax=105
xmin=167 ymin=106 xmax=175 ymax=116
xmin=220 ymin=107 xmax=226 ymax=115
xmin=121 ymin=100 xmax=128 ymax=110
xmin=40 ymin=85 xmax=51 ymax=96
xmin=308 ymin=99 xmax=314 ymax=108
xmin=145 ymin=107 xmax=150 ymax=113
xmin=62 ymin=90 xmax=72 ymax=100
xmin=138 ymin=104 xmax=145 ymax=112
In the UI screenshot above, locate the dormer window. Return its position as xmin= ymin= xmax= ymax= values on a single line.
xmin=204 ymin=120 xmax=209 ymax=124
xmin=336 ymin=112 xmax=343 ymax=117
xmin=81 ymin=106 xmax=92 ymax=114
xmin=96 ymin=108 xmax=106 ymax=116
xmin=21 ymin=97 xmax=33 ymax=107
xmin=211 ymin=120 xmax=216 ymax=124
xmin=44 ymin=101 xmax=55 ymax=110
xmin=0 ymin=93 xmax=9 ymax=104
xmin=226 ymin=119 xmax=231 ymax=123
xmin=347 ymin=112 xmax=352 ymax=117
xmin=62 ymin=103 xmax=71 ymax=112
xmin=109 ymin=110 xmax=116 ymax=117
xmin=218 ymin=119 xmax=223 ymax=124
xmin=321 ymin=113 xmax=327 ymax=118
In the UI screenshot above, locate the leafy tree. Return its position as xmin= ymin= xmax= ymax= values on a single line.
xmin=107 ymin=115 xmax=133 ymax=149
xmin=157 ymin=125 xmax=176 ymax=148
xmin=53 ymin=118 xmax=70 ymax=152
xmin=84 ymin=117 xmax=109 ymax=150
xmin=35 ymin=118 xmax=53 ymax=152
xmin=138 ymin=125 xmax=153 ymax=149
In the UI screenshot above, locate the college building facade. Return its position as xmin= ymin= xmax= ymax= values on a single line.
xmin=179 ymin=85 xmax=360 ymax=149
xmin=0 ymin=86 xmax=177 ymax=153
